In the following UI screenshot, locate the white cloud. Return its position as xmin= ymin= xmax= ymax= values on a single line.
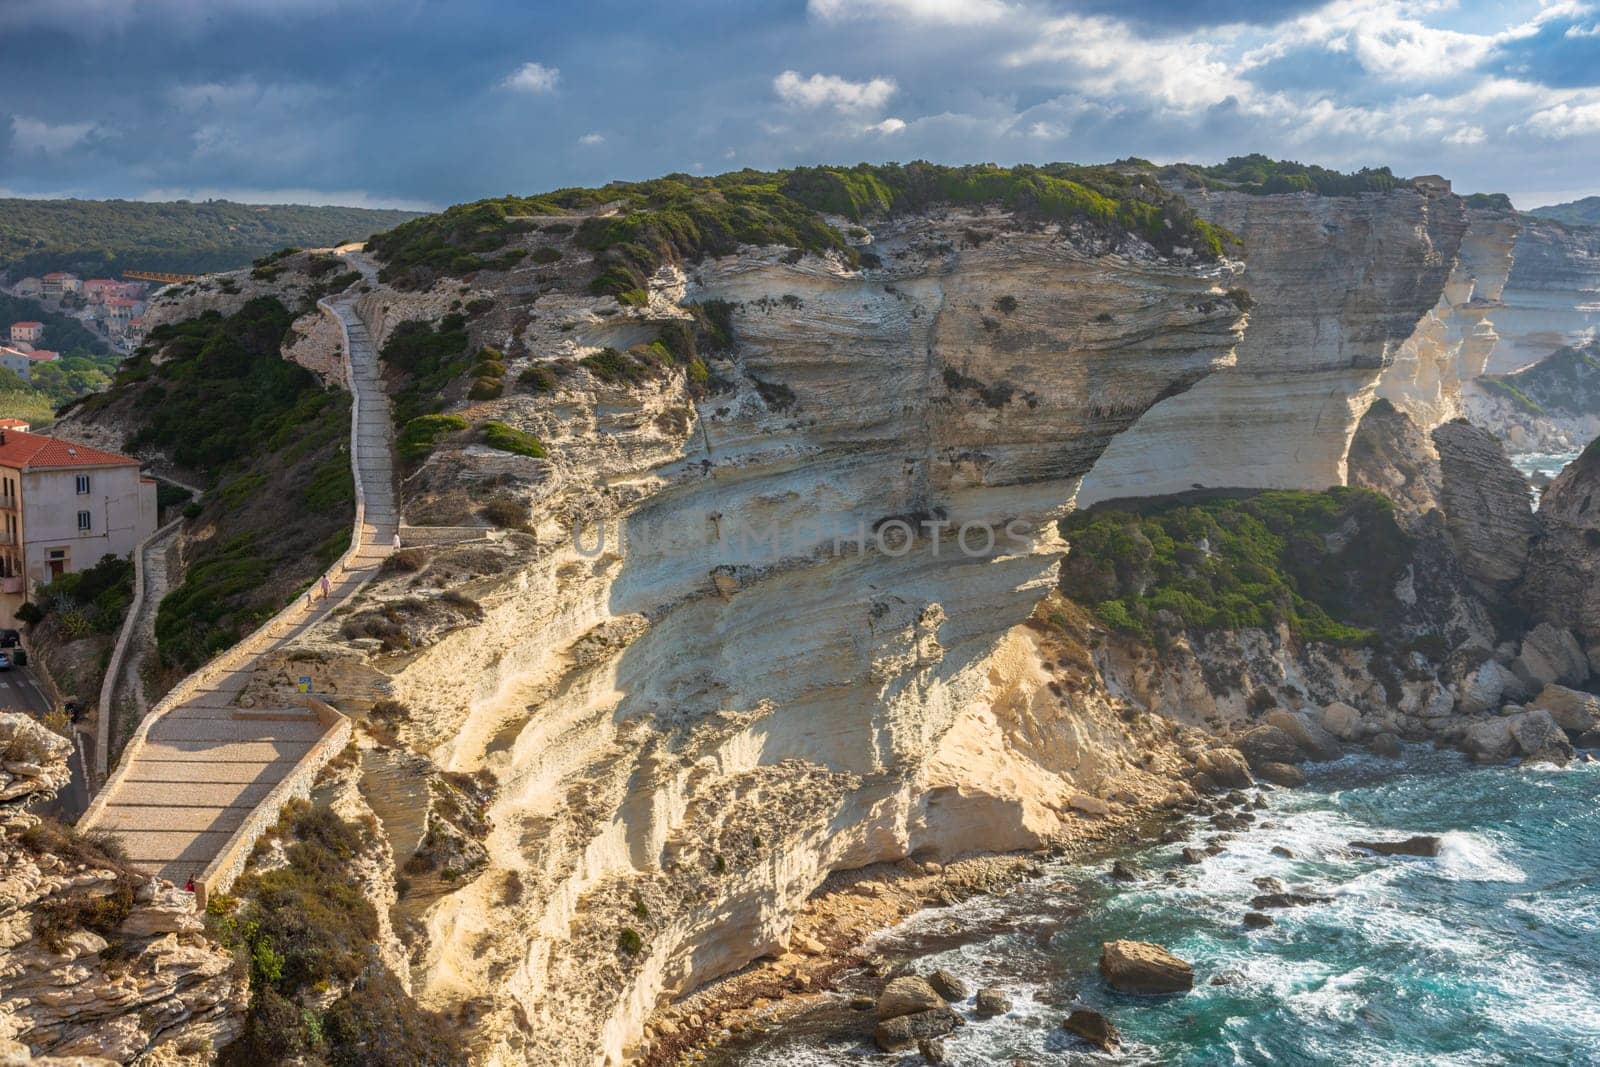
xmin=1444 ymin=124 xmax=1486 ymax=145
xmin=10 ymin=116 xmax=96 ymax=154
xmin=868 ymin=117 xmax=907 ymax=134
xmin=773 ymin=70 xmax=896 ymax=112
xmin=503 ymin=62 xmax=559 ymax=93
xmin=807 ymin=0 xmax=1009 ymax=24
xmin=1518 ymin=97 xmax=1600 ymax=138
xmin=1007 ymin=15 xmax=1247 ymax=111
xmin=578 ymin=132 xmax=604 ymax=146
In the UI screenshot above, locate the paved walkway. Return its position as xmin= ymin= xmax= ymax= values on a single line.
xmin=83 ymin=268 xmax=396 ymax=883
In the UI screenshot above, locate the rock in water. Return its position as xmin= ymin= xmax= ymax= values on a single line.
xmin=1255 ymin=762 xmax=1307 ymax=787
xmin=917 ymin=1036 xmax=947 ymax=1064
xmin=1181 ymin=846 xmax=1205 ymax=865
xmin=1320 ymin=701 xmax=1364 ymax=741
xmin=975 ymin=987 xmax=1012 ymax=1017
xmin=1063 ymin=1008 xmax=1121 ymax=1051
xmin=1527 ymin=683 xmax=1600 ymax=733
xmin=1099 ymin=939 xmax=1195 ymax=994
xmin=877 ymin=976 xmax=945 ymax=1020
xmin=1243 ymin=912 xmax=1274 ymax=928
xmin=1235 ymin=725 xmax=1304 ymax=767
xmin=1195 ymin=747 xmax=1254 ymax=788
xmin=1270 ymin=845 xmax=1296 ymax=858
xmin=1514 ymin=623 xmax=1590 ymax=689
xmin=1109 ymin=859 xmax=1141 ymax=882
xmin=1350 ymin=835 xmax=1442 ymax=857
xmin=926 ymin=968 xmax=969 ymax=1002
xmin=1251 ymin=891 xmax=1333 ymax=909
xmin=873 ymin=1008 xmax=964 ymax=1052
xmin=1371 ymin=732 xmax=1404 ymax=758
xmin=1265 ymin=710 xmax=1344 ymax=761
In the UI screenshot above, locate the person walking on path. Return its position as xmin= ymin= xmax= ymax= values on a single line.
xmin=392 ymin=532 xmax=402 ymax=551
xmin=320 ymin=574 xmax=331 ymax=600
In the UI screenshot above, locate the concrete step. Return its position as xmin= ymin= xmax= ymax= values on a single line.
xmin=136 ymin=739 xmax=313 ymax=762
xmin=232 ymin=706 xmax=319 ymax=722
xmin=146 ymin=718 xmax=324 ymax=744
xmin=115 ymin=829 xmax=236 ymax=866
xmin=124 ymin=760 xmax=291 ymax=785
xmin=97 ymin=805 xmax=250 ymax=834
xmin=112 ymin=780 xmax=279 ymax=808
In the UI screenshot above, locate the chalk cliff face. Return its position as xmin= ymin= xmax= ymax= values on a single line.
xmin=269 ymin=210 xmax=1246 ymax=1066
xmin=1519 ymin=442 xmax=1600 ymax=652
xmin=1078 ymin=181 xmax=1466 ymax=503
xmin=1377 ymin=205 xmax=1520 ymax=430
xmin=1491 ymin=218 xmax=1600 ymax=375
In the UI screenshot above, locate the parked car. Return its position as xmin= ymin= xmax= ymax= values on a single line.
xmin=0 ymin=629 xmax=19 ymax=648
xmin=0 ymin=652 xmax=13 ymax=671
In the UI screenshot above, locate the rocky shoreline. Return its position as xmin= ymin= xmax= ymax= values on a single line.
xmin=655 ymin=714 xmax=1599 ymax=1066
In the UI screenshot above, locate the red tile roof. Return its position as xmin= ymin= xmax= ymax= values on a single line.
xmin=42 ymin=272 xmax=72 ymax=280
xmin=24 ymin=350 xmax=58 ymax=362
xmin=0 ymin=430 xmax=139 ymax=470
xmin=0 ymin=420 xmax=30 ymax=430
xmin=10 ymin=322 xmax=43 ymax=330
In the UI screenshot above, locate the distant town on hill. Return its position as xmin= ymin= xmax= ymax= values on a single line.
xmin=0 ymin=198 xmax=425 ymax=280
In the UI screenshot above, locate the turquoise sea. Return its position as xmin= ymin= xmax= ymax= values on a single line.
xmin=713 ymin=751 xmax=1600 ymax=1066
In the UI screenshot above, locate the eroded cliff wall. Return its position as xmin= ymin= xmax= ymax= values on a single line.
xmin=1078 ymin=181 xmax=1466 ymax=503
xmin=1491 ymin=218 xmax=1600 ymax=375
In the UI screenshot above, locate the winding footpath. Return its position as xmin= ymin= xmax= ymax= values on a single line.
xmin=80 ymin=253 xmax=396 ymax=898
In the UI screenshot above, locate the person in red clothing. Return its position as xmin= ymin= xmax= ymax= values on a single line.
xmin=184 ymin=875 xmax=195 ymax=893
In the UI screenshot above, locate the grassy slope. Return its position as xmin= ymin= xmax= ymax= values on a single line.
xmin=0 ymin=198 xmax=423 ymax=279
xmin=72 ymin=296 xmax=354 ymax=670
xmin=1527 ymin=195 xmax=1600 ymax=228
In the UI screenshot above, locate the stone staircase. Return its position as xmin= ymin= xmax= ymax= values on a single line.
xmin=80 ymin=265 xmax=396 ymax=894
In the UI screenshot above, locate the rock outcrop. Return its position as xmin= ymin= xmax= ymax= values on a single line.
xmin=1099 ymin=939 xmax=1194 ymax=993
xmin=1465 ymin=342 xmax=1600 ymax=454
xmin=1519 ymin=441 xmax=1600 ymax=646
xmin=0 ymin=714 xmax=245 ymax=1065
xmin=1432 ymin=420 xmax=1538 ymax=598
xmin=1081 ymin=181 xmax=1467 ymax=503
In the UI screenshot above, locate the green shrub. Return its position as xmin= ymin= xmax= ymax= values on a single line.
xmin=31 ymin=553 xmax=134 ymax=635
xmin=468 ymin=376 xmax=504 ymax=400
xmin=1060 ymin=487 xmax=1409 ymax=647
xmin=581 ymin=348 xmax=647 ymax=385
xmin=379 ymin=314 xmax=471 ymax=424
xmin=481 ymin=421 xmax=547 ymax=458
xmin=518 ymin=366 xmax=556 ymax=394
xmin=994 ymin=295 xmax=1018 ymax=314
xmin=617 ymin=927 xmax=643 ymax=955
xmin=397 ymin=414 xmax=468 ymax=464
xmin=480 ymin=495 xmax=530 ymax=529
xmin=530 ymin=247 xmax=562 ymax=264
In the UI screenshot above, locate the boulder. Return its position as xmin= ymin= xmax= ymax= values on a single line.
xmin=1458 ymin=659 xmax=1519 ymax=714
xmin=1265 ymin=710 xmax=1343 ymax=761
xmin=1350 ymin=835 xmax=1441 ymax=857
xmin=1194 ymin=748 xmax=1253 ymax=788
xmin=1253 ymin=876 xmax=1285 ymax=892
xmin=1109 ymin=860 xmax=1141 ymax=882
xmin=1099 ymin=940 xmax=1194 ymax=994
xmin=874 ymin=1009 xmax=964 ymax=1052
xmin=1180 ymin=847 xmax=1205 ymax=865
xmin=1370 ymin=732 xmax=1403 ymax=758
xmin=1254 ymin=762 xmax=1306 ymax=788
xmin=917 ymin=1037 xmax=947 ymax=1064
xmin=925 ymin=968 xmax=968 ymax=1002
xmin=1526 ymin=684 xmax=1600 ymax=733
xmin=877 ymin=976 xmax=945 ymax=1021
xmin=1063 ymin=1008 xmax=1120 ymax=1051
xmin=1270 ymin=845 xmax=1295 ymax=858
xmin=1320 ymin=701 xmax=1364 ymax=742
xmin=1243 ymin=912 xmax=1274 ymax=929
xmin=974 ymin=987 xmax=1012 ymax=1017
xmin=1509 ymin=708 xmax=1574 ymax=764
xmin=1462 ymin=717 xmax=1517 ymax=763
xmin=1234 ymin=725 xmax=1304 ymax=767
xmin=1515 ymin=623 xmax=1590 ymax=689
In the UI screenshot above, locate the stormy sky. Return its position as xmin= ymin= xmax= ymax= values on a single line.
xmin=2 ymin=0 xmax=1598 ymax=211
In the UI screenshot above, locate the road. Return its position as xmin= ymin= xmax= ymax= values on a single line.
xmin=3 ymin=662 xmax=90 ymax=821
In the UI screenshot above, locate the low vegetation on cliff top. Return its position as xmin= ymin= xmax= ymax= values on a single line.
xmin=70 ymin=296 xmax=354 ymax=670
xmin=1172 ymin=154 xmax=1407 ymax=197
xmin=1475 ymin=340 xmax=1600 ymax=417
xmin=367 ymin=161 xmax=1235 ymax=289
xmin=1060 ymin=487 xmax=1411 ymax=646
